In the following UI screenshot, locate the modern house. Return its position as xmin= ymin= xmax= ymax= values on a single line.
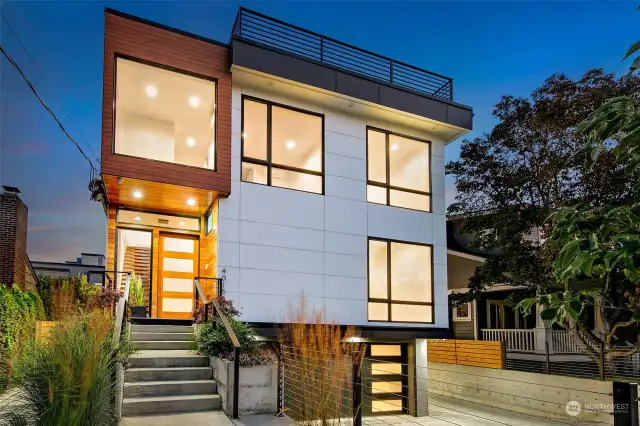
xmin=98 ymin=8 xmax=473 ymax=416
xmin=31 ymin=253 xmax=105 ymax=285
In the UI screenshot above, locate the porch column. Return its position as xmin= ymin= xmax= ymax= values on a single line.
xmin=533 ymin=302 xmax=551 ymax=353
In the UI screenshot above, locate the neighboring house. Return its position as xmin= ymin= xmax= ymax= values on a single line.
xmin=98 ymin=8 xmax=472 ymax=414
xmin=0 ymin=186 xmax=37 ymax=291
xmin=31 ymin=253 xmax=106 ymax=285
xmin=447 ymin=218 xmax=606 ymax=359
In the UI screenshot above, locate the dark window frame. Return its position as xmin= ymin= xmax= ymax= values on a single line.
xmin=241 ymin=95 xmax=325 ymax=195
xmin=112 ymin=54 xmax=219 ymax=172
xmin=366 ymin=126 xmax=432 ymax=212
xmin=367 ymin=237 xmax=435 ymax=324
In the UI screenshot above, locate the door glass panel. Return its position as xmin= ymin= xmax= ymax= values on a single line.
xmin=162 ymin=277 xmax=192 ymax=292
xmin=163 ymin=257 xmax=193 ymax=273
xmin=371 ymin=345 xmax=401 ymax=357
xmin=162 ymin=298 xmax=193 ymax=312
xmin=371 ymin=382 xmax=402 ymax=394
xmin=163 ymin=237 xmax=194 ymax=253
xmin=371 ymin=363 xmax=401 ymax=375
xmin=372 ymin=400 xmax=402 ymax=412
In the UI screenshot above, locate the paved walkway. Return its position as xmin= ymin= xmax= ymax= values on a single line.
xmin=231 ymin=395 xmax=599 ymax=426
xmin=121 ymin=411 xmax=234 ymax=426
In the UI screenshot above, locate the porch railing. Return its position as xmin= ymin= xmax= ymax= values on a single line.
xmin=481 ymin=329 xmax=535 ymax=352
xmin=551 ymin=330 xmax=582 ymax=353
xmin=194 ymin=277 xmax=240 ymax=418
xmin=231 ymin=8 xmax=454 ymax=102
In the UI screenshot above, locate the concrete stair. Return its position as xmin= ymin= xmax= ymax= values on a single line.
xmin=122 ymin=324 xmax=221 ymax=417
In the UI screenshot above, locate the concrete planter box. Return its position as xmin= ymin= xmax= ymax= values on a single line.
xmin=211 ymin=357 xmax=278 ymax=416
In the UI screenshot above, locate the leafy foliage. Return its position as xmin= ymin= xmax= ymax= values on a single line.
xmin=192 ymin=298 xmax=272 ymax=367
xmin=0 ymin=285 xmax=45 ymax=392
xmin=447 ymin=69 xmax=640 ymax=302
xmin=0 ymin=311 xmax=122 ymax=425
xmin=128 ymin=273 xmax=145 ymax=307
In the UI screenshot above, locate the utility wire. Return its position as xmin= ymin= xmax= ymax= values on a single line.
xmin=0 ymin=12 xmax=101 ymax=166
xmin=0 ymin=44 xmax=98 ymax=173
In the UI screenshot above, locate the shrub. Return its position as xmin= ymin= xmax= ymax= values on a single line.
xmin=0 ymin=284 xmax=45 ymax=392
xmin=128 ymin=273 xmax=145 ymax=307
xmin=1 ymin=311 xmax=125 ymax=425
xmin=36 ymin=275 xmax=119 ymax=320
xmin=192 ymin=298 xmax=274 ymax=367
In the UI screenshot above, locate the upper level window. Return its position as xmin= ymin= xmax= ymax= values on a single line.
xmin=241 ymin=97 xmax=323 ymax=194
xmin=367 ymin=128 xmax=431 ymax=211
xmin=115 ymin=58 xmax=217 ymax=170
xmin=368 ymin=238 xmax=433 ymax=323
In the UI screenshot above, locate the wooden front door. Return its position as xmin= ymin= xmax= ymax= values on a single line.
xmin=158 ymin=233 xmax=198 ymax=319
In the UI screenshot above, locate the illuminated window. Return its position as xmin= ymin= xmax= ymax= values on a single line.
xmin=115 ymin=58 xmax=216 ymax=170
xmin=368 ymin=238 xmax=433 ymax=323
xmin=242 ymin=97 xmax=323 ymax=194
xmin=367 ymin=128 xmax=430 ymax=211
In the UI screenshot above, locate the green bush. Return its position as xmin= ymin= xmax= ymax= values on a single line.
xmin=128 ymin=273 xmax=145 ymax=307
xmin=192 ymin=298 xmax=275 ymax=366
xmin=1 ymin=311 xmax=123 ymax=425
xmin=36 ymin=274 xmax=118 ymax=320
xmin=0 ymin=284 xmax=45 ymax=392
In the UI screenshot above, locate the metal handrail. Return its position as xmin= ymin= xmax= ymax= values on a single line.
xmin=112 ymin=272 xmax=131 ymax=349
xmin=194 ymin=277 xmax=240 ymax=418
xmin=231 ymin=7 xmax=454 ymax=102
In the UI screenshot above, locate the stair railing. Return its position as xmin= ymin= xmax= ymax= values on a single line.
xmin=112 ymin=272 xmax=131 ymax=349
xmin=195 ymin=277 xmax=241 ymax=418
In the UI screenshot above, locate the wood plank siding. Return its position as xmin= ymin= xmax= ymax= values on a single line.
xmin=101 ymin=10 xmax=231 ymax=194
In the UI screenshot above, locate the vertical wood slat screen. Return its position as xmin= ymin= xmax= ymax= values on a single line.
xmin=427 ymin=339 xmax=505 ymax=369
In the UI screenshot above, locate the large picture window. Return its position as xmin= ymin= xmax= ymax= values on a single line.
xmin=368 ymin=238 xmax=434 ymax=323
xmin=241 ymin=96 xmax=323 ymax=194
xmin=367 ymin=128 xmax=431 ymax=211
xmin=115 ymin=57 xmax=217 ymax=170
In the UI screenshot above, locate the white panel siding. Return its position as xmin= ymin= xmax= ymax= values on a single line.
xmin=218 ymin=79 xmax=449 ymax=328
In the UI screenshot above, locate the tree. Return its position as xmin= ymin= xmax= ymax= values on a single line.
xmin=517 ymin=36 xmax=640 ymax=363
xmin=447 ymin=70 xmax=640 ymax=306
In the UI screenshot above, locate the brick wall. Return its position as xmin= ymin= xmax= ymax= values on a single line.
xmin=0 ymin=192 xmax=28 ymax=288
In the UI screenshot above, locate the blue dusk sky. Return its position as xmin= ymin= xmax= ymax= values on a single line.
xmin=0 ymin=1 xmax=637 ymax=262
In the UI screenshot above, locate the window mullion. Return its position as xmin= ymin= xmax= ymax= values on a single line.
xmin=387 ymin=241 xmax=392 ymax=321
xmin=385 ymin=132 xmax=391 ymax=206
xmin=266 ymin=104 xmax=272 ymax=186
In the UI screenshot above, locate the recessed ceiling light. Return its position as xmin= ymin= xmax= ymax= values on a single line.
xmin=390 ymin=144 xmax=399 ymax=152
xmin=186 ymin=137 xmax=196 ymax=147
xmin=286 ymin=140 xmax=296 ymax=150
xmin=135 ymin=216 xmax=141 ymax=221
xmin=187 ymin=198 xmax=196 ymax=206
xmin=133 ymin=191 xmax=143 ymax=198
xmin=145 ymin=85 xmax=157 ymax=98
xmin=180 ymin=221 xmax=185 ymax=226
xmin=189 ymin=96 xmax=200 ymax=108
xmin=242 ymin=132 xmax=247 ymax=139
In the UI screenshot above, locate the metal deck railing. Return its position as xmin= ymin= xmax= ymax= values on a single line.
xmin=231 ymin=8 xmax=454 ymax=102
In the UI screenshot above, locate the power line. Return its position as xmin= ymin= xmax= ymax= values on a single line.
xmin=0 ymin=44 xmax=98 ymax=173
xmin=0 ymin=11 xmax=101 ymax=166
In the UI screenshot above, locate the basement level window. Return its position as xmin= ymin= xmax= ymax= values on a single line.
xmin=114 ymin=58 xmax=217 ymax=170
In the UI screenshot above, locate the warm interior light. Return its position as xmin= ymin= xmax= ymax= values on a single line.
xmin=286 ymin=140 xmax=296 ymax=150
xmin=145 ymin=85 xmax=157 ymax=98
xmin=189 ymin=96 xmax=200 ymax=108
xmin=187 ymin=198 xmax=196 ymax=206
xmin=180 ymin=221 xmax=185 ymax=226
xmin=390 ymin=143 xmax=399 ymax=152
xmin=135 ymin=216 xmax=141 ymax=221
xmin=133 ymin=191 xmax=143 ymax=199
xmin=242 ymin=132 xmax=247 ymax=138
xmin=186 ymin=137 xmax=196 ymax=147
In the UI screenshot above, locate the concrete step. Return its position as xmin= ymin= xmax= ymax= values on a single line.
xmin=125 ymin=367 xmax=212 ymax=382
xmin=130 ymin=324 xmax=193 ymax=334
xmin=129 ymin=353 xmax=209 ymax=368
xmin=124 ymin=380 xmax=217 ymax=398
xmin=122 ymin=394 xmax=221 ymax=416
xmin=131 ymin=332 xmax=192 ymax=342
xmin=133 ymin=340 xmax=191 ymax=350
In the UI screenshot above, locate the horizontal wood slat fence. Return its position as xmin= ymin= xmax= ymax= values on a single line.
xmin=428 ymin=339 xmax=505 ymax=369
